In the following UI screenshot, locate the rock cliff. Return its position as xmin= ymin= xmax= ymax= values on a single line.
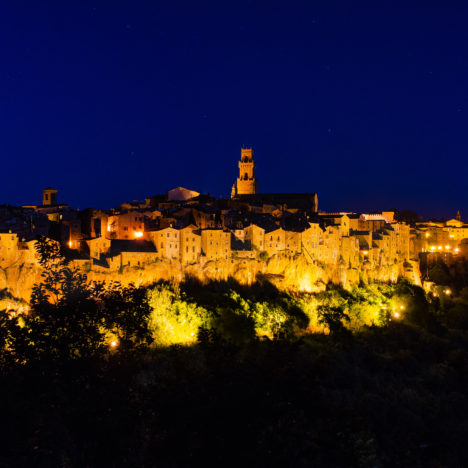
xmin=0 ymin=252 xmax=421 ymax=305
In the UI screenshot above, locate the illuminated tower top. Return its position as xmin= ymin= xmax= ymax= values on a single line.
xmin=231 ymin=148 xmax=257 ymax=198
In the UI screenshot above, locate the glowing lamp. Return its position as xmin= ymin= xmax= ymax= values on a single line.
xmin=425 ymin=233 xmax=430 ymax=238
xmin=107 ymin=225 xmax=111 ymax=232
xmin=110 ymin=340 xmax=118 ymax=348
xmin=134 ymin=231 xmax=143 ymax=238
xmin=362 ymin=250 xmax=368 ymax=256
xmin=68 ymin=241 xmax=72 ymax=248
xmin=393 ymin=312 xmax=400 ymax=318
xmin=438 ymin=246 xmax=442 ymax=250
xmin=455 ymin=248 xmax=460 ymax=253
xmin=450 ymin=234 xmax=455 ymax=238
xmin=400 ymin=305 xmax=404 ymax=310
xmin=445 ymin=245 xmax=450 ymax=250
xmin=444 ymin=289 xmax=451 ymax=295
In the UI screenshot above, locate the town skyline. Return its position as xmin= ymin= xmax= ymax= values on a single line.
xmin=1 ymin=3 xmax=467 ymax=217
xmin=4 ymin=146 xmax=462 ymax=221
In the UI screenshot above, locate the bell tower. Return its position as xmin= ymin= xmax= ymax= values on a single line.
xmin=231 ymin=148 xmax=257 ymax=197
xmin=43 ymin=187 xmax=58 ymax=206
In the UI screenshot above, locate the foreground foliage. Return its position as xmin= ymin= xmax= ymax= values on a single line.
xmin=1 ymin=238 xmax=468 ymax=466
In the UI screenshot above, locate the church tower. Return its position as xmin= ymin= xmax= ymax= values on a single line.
xmin=43 ymin=187 xmax=57 ymax=206
xmin=231 ymin=147 xmax=257 ymax=198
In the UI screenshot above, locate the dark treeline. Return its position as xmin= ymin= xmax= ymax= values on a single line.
xmin=1 ymin=238 xmax=468 ymax=467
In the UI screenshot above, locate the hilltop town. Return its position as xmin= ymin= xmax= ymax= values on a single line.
xmin=0 ymin=148 xmax=466 ymax=301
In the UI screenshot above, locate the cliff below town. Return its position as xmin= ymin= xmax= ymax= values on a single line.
xmin=0 ymin=253 xmax=421 ymax=305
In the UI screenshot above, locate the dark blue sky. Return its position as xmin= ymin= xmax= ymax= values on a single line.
xmin=1 ymin=2 xmax=467 ymax=218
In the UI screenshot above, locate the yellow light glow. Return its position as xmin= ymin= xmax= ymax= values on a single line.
xmin=107 ymin=225 xmax=111 ymax=232
xmin=438 ymin=246 xmax=442 ymax=250
xmin=400 ymin=305 xmax=404 ymax=310
xmin=110 ymin=340 xmax=118 ymax=348
xmin=362 ymin=250 xmax=368 ymax=256
xmin=445 ymin=245 xmax=450 ymax=250
xmin=68 ymin=241 xmax=72 ymax=248
xmin=393 ymin=312 xmax=400 ymax=318
xmin=425 ymin=232 xmax=430 ymax=238
xmin=450 ymin=234 xmax=455 ymax=238
xmin=455 ymin=248 xmax=460 ymax=253
xmin=444 ymin=289 xmax=451 ymax=295
xmin=430 ymin=246 xmax=435 ymax=250
xmin=134 ymin=231 xmax=143 ymax=238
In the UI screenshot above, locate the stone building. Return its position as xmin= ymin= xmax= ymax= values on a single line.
xmin=301 ymin=223 xmax=322 ymax=259
xmin=192 ymin=205 xmax=218 ymax=229
xmin=148 ymin=227 xmax=180 ymax=260
xmin=285 ymin=230 xmax=301 ymax=253
xmin=244 ymin=224 xmax=265 ymax=251
xmin=265 ymin=228 xmax=286 ymax=255
xmin=179 ymin=225 xmax=201 ymax=264
xmin=201 ymin=229 xmax=231 ymax=260
xmin=43 ymin=187 xmax=58 ymax=206
xmin=359 ymin=214 xmax=388 ymax=232
xmin=106 ymin=211 xmax=146 ymax=240
xmin=86 ymin=237 xmax=112 ymax=261
xmin=231 ymin=148 xmax=257 ymax=197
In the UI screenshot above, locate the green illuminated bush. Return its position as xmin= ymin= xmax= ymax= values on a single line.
xmin=147 ymin=284 xmax=212 ymax=346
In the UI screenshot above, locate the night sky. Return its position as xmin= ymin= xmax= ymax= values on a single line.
xmin=1 ymin=2 xmax=467 ymax=218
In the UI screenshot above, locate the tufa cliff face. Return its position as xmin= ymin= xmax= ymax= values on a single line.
xmin=0 ymin=251 xmax=421 ymax=304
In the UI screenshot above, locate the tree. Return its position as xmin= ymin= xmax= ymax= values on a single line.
xmin=317 ymin=305 xmax=351 ymax=338
xmin=10 ymin=237 xmax=107 ymax=361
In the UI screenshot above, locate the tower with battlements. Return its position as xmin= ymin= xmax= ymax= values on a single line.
xmin=231 ymin=148 xmax=257 ymax=198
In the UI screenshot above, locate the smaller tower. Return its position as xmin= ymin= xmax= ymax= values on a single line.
xmin=456 ymin=210 xmax=461 ymax=221
xmin=231 ymin=147 xmax=257 ymax=198
xmin=43 ymin=187 xmax=58 ymax=206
